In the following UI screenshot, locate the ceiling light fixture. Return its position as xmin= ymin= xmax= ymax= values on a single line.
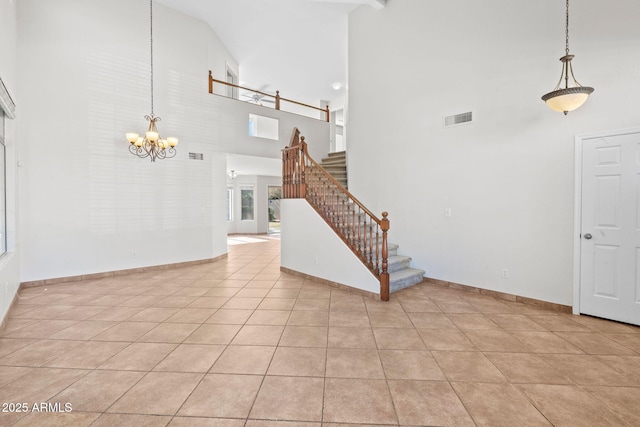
xmin=541 ymin=0 xmax=593 ymax=115
xmin=126 ymin=0 xmax=178 ymax=161
xmin=331 ymin=82 xmax=342 ymax=90
xmin=228 ymin=170 xmax=237 ymax=180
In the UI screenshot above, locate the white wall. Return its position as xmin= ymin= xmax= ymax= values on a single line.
xmin=0 ymin=0 xmax=21 ymax=324
xmin=348 ymin=0 xmax=640 ymax=306
xmin=15 ymin=0 xmax=238 ymax=282
xmin=15 ymin=0 xmax=329 ymax=283
xmin=281 ymin=199 xmax=379 ymax=294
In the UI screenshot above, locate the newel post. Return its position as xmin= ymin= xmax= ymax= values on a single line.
xmin=276 ymin=91 xmax=281 ymax=111
xmin=380 ymin=212 xmax=390 ymax=301
xmin=325 ymin=106 xmax=330 ymax=122
xmin=208 ymin=70 xmax=213 ymax=94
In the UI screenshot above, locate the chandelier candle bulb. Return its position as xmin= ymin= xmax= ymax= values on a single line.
xmin=126 ymin=133 xmax=139 ymax=143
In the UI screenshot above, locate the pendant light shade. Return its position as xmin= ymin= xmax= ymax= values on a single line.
xmin=541 ymin=0 xmax=594 ymax=115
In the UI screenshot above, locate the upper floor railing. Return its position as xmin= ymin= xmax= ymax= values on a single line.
xmin=282 ymin=128 xmax=391 ymax=300
xmin=209 ymin=71 xmax=330 ymax=122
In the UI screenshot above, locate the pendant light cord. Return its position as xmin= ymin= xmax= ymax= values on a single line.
xmin=565 ymin=0 xmax=570 ymax=56
xmin=150 ymin=0 xmax=154 ymax=116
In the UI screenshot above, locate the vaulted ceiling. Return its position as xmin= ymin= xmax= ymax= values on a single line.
xmin=156 ymin=0 xmax=385 ymax=105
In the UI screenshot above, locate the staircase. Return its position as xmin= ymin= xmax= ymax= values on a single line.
xmin=320 ymin=151 xmax=348 ymax=189
xmin=385 ymin=244 xmax=425 ymax=293
xmin=282 ymin=129 xmax=424 ymax=299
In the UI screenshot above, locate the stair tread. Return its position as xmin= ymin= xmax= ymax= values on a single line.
xmin=389 ymin=268 xmax=425 ymax=280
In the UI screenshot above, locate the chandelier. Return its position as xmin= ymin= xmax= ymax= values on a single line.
xmin=541 ymin=0 xmax=594 ymax=115
xmin=125 ymin=0 xmax=178 ymax=161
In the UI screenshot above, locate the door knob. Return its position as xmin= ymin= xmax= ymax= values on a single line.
xmin=584 ymin=233 xmax=592 ymax=240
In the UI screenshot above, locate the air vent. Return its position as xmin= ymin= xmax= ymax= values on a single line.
xmin=444 ymin=111 xmax=473 ymax=128
xmin=189 ymin=152 xmax=204 ymax=160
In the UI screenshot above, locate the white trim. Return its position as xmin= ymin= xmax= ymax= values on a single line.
xmin=573 ymin=126 xmax=640 ymax=316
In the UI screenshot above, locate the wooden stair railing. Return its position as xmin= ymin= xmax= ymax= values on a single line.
xmin=282 ymin=129 xmax=390 ymax=301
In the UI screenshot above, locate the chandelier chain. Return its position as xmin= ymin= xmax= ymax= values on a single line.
xmin=565 ymin=0 xmax=570 ymax=55
xmin=150 ymin=0 xmax=154 ymax=116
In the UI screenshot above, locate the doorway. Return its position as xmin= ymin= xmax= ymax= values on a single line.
xmin=574 ymin=128 xmax=640 ymax=325
xmin=268 ymin=185 xmax=281 ymax=235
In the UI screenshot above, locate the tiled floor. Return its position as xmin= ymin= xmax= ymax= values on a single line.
xmin=1 ymin=235 xmax=639 ymax=426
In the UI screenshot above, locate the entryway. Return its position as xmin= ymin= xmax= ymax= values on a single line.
xmin=268 ymin=185 xmax=281 ymax=235
xmin=575 ymin=128 xmax=640 ymax=325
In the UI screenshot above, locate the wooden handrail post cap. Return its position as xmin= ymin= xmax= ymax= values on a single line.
xmin=381 ymin=211 xmax=390 ymax=230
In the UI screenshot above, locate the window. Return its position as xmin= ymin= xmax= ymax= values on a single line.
xmin=248 ymin=114 xmax=279 ymax=140
xmin=240 ymin=186 xmax=254 ymax=221
xmin=226 ymin=187 xmax=233 ymax=221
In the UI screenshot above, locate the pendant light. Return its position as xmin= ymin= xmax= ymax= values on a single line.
xmin=125 ymin=0 xmax=178 ymax=161
xmin=541 ymin=0 xmax=594 ymax=115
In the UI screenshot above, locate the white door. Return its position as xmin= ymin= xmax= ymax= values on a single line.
xmin=580 ymin=132 xmax=640 ymax=325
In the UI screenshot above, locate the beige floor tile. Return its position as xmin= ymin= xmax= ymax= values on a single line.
xmin=519 ymin=383 xmax=628 ymax=426
xmin=5 ymin=319 xmax=79 ymax=338
xmin=266 ymin=288 xmax=301 ymax=298
xmin=603 ymin=333 xmax=640 ymax=352
xmin=187 ymin=297 xmax=231 ymax=309
xmin=511 ymin=331 xmax=584 ymax=354
xmin=596 ymin=355 xmax=640 ymax=380
xmin=555 ymin=331 xmax=637 ymax=355
xmin=463 ymin=330 xmax=531 ymax=352
xmin=584 ymin=386 xmax=640 ymax=426
xmin=528 ymin=314 xmax=592 ymax=332
xmin=329 ymin=311 xmax=370 ymax=328
xmin=485 ymin=352 xmax=573 ymax=384
xmin=389 ymin=380 xmax=474 ymax=426
xmin=0 ymin=366 xmax=33 ymax=388
xmin=99 ymin=343 xmax=176 ymax=371
xmin=46 ymin=341 xmax=129 ymax=369
xmin=108 ymin=371 xmax=202 ymax=415
xmin=222 ymin=297 xmax=263 ymax=310
xmin=373 ymin=328 xmax=426 ymax=350
xmin=247 ymin=309 xmax=291 ymax=325
xmin=297 ymin=288 xmax=331 ymax=299
xmin=246 ymin=279 xmax=279 ymax=289
xmin=485 ymin=313 xmax=548 ymax=331
xmin=177 ymin=373 xmax=263 ymax=418
xmin=171 ymin=287 xmax=210 ymax=297
xmin=326 ymin=348 xmax=384 ymax=379
xmin=0 ymin=339 xmax=82 ymax=367
xmin=235 ymin=288 xmax=271 ymax=298
xmin=408 ymin=312 xmax=457 ymax=329
xmin=91 ymin=321 xmax=158 ymax=342
xmin=453 ymin=382 xmax=551 ymax=426
xmin=203 ymin=287 xmax=241 ymax=297
xmin=294 ymin=298 xmax=330 ymax=311
xmin=447 ymin=313 xmax=500 ymax=330
xmin=153 ymin=295 xmax=198 ymax=308
xmin=328 ymin=327 xmax=376 ymax=349
xmin=170 ymin=418 xmax=245 ymax=426
xmin=231 ymin=325 xmax=284 ymax=345
xmin=432 ymin=351 xmax=507 ymax=382
xmin=379 ymin=350 xmax=446 ymax=380
xmin=571 ymin=315 xmax=639 ymax=333
xmin=210 ymin=345 xmax=276 ymax=374
xmin=267 ymin=346 xmax=326 ymax=377
xmin=184 ymin=324 xmax=242 ymax=345
xmin=258 ymin=298 xmax=297 ymax=310
xmin=288 ymin=310 xmax=329 ymax=326
xmin=165 ymin=308 xmax=217 ymax=323
xmin=0 ymin=367 xmax=89 ymax=403
xmin=154 ymin=344 xmax=225 ymax=373
xmin=279 ymin=326 xmax=327 ymax=347
xmin=138 ymin=323 xmax=199 ymax=343
xmin=398 ymin=299 xmax=441 ymax=313
xmin=250 ymin=376 xmax=324 ymax=421
xmin=541 ymin=354 xmax=636 ymax=386
xmin=435 ymin=299 xmax=479 ymax=313
xmin=52 ymin=370 xmax=144 ymax=412
xmin=418 ymin=328 xmax=477 ymax=351
xmin=118 ymin=295 xmax=166 ymax=307
xmin=86 ymin=306 xmax=143 ymax=322
xmin=368 ymin=311 xmax=413 ymax=328
xmin=13 ymin=412 xmax=101 ymax=426
xmin=323 ymin=378 xmax=397 ymax=424
xmin=205 ymin=309 xmax=253 ymax=324
xmin=91 ymin=413 xmax=172 ymax=427
xmin=330 ymin=298 xmax=366 ymax=312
